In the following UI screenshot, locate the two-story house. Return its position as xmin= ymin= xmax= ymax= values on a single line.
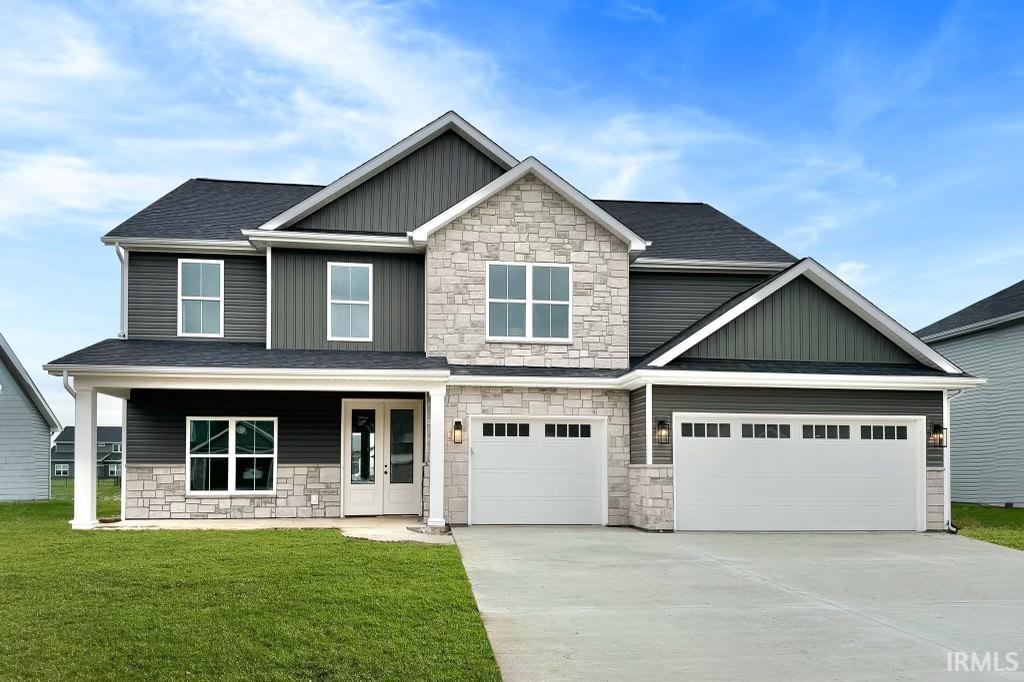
xmin=50 ymin=426 xmax=123 ymax=479
xmin=46 ymin=112 xmax=980 ymax=531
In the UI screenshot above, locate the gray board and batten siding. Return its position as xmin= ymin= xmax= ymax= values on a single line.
xmin=0 ymin=355 xmax=51 ymax=500
xmin=127 ymin=252 xmax=265 ymax=342
xmin=271 ymin=249 xmax=424 ymax=352
xmin=683 ymin=275 xmax=916 ymax=364
xmin=290 ymin=130 xmax=505 ymax=234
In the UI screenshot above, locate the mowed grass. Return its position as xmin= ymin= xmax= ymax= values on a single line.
xmin=50 ymin=478 xmax=122 ymax=514
xmin=0 ymin=498 xmax=499 ymax=681
xmin=953 ymin=502 xmax=1024 ymax=551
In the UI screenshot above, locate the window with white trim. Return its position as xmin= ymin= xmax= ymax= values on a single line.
xmin=178 ymin=259 xmax=223 ymax=337
xmin=328 ymin=263 xmax=372 ymax=341
xmin=108 ymin=464 xmax=119 ymax=477
xmin=187 ymin=418 xmax=277 ymax=494
xmin=112 ymin=443 xmax=122 ymax=453
xmin=487 ymin=263 xmax=571 ymax=340
xmin=54 ymin=463 xmax=69 ymax=477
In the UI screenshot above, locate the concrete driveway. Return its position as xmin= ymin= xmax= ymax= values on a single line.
xmin=454 ymin=527 xmax=1024 ymax=681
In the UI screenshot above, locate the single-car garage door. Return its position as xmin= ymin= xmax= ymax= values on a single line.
xmin=470 ymin=417 xmax=605 ymax=525
xmin=674 ymin=413 xmax=925 ymax=531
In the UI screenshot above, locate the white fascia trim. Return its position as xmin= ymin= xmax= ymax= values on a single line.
xmin=0 ymin=331 xmax=61 ymax=430
xmin=630 ymin=257 xmax=792 ymax=273
xmin=647 ymin=258 xmax=964 ymax=374
xmin=258 ymin=112 xmax=518 ymax=232
xmin=447 ymin=373 xmax=622 ymax=389
xmin=622 ymin=368 xmax=985 ymax=392
xmin=102 ymin=236 xmax=259 ymax=255
xmin=408 ymin=157 xmax=649 ymax=253
xmin=45 ymin=364 xmax=449 ymax=380
xmin=242 ymin=229 xmax=420 ymax=253
xmin=920 ymin=310 xmax=1024 ymax=343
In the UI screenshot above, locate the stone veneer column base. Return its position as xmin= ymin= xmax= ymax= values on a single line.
xmin=126 ymin=464 xmax=342 ymax=520
xmin=926 ymin=468 xmax=946 ymax=531
xmin=628 ymin=464 xmax=674 ymax=531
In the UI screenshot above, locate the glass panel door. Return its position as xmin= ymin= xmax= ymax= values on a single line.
xmin=350 ymin=408 xmax=376 ymax=485
xmin=389 ymin=409 xmax=415 ymax=484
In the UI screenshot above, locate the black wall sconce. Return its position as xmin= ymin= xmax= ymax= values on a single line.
xmin=927 ymin=424 xmax=947 ymax=448
xmin=452 ymin=419 xmax=464 ymax=444
xmin=655 ymin=419 xmax=671 ymax=445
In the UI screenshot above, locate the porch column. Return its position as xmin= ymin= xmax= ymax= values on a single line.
xmin=71 ymin=387 xmax=98 ymax=530
xmin=426 ymin=386 xmax=447 ymax=528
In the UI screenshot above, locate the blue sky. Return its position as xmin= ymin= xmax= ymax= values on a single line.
xmin=2 ymin=0 xmax=1023 ymax=425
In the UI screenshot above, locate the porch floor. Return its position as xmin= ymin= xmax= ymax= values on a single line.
xmin=100 ymin=516 xmax=453 ymax=544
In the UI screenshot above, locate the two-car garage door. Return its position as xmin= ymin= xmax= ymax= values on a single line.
xmin=469 ymin=417 xmax=605 ymax=525
xmin=674 ymin=413 xmax=926 ymax=531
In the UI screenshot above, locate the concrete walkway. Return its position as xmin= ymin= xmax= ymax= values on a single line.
xmin=455 ymin=527 xmax=1024 ymax=681
xmin=103 ymin=516 xmax=453 ymax=544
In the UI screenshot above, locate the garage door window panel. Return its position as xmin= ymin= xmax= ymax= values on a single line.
xmin=861 ymin=425 xmax=908 ymax=440
xmin=802 ymin=424 xmax=850 ymax=440
xmin=741 ymin=423 xmax=789 ymax=439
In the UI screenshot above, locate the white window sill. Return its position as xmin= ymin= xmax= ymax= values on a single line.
xmin=327 ymin=337 xmax=373 ymax=342
xmin=485 ymin=337 xmax=573 ymax=345
xmin=178 ymin=333 xmax=225 ymax=339
xmin=185 ymin=491 xmax=278 ymax=498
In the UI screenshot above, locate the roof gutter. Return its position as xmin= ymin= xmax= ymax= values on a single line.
xmin=102 ymin=236 xmax=258 ymax=255
xmin=630 ymin=257 xmax=793 ymax=273
xmin=920 ymin=310 xmax=1024 ymax=343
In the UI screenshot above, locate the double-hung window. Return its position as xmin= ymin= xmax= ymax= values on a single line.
xmin=178 ymin=259 xmax=224 ymax=337
xmin=487 ymin=262 xmax=571 ymax=341
xmin=328 ymin=263 xmax=372 ymax=341
xmin=187 ymin=417 xmax=277 ymax=495
xmin=54 ymin=463 xmax=69 ymax=477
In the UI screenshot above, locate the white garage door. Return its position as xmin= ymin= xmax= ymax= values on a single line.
xmin=674 ymin=413 xmax=925 ymax=531
xmin=470 ymin=417 xmax=605 ymax=525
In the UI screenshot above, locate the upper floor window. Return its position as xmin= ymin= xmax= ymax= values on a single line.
xmin=178 ymin=259 xmax=223 ymax=337
xmin=328 ymin=263 xmax=373 ymax=342
xmin=487 ymin=262 xmax=571 ymax=341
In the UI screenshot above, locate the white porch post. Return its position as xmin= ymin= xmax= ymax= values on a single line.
xmin=427 ymin=386 xmax=447 ymax=528
xmin=71 ymin=387 xmax=98 ymax=530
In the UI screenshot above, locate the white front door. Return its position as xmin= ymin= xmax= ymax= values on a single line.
xmin=343 ymin=400 xmax=423 ymax=516
xmin=673 ymin=413 xmax=925 ymax=531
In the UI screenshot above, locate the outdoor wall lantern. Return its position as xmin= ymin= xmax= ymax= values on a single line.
xmin=655 ymin=419 xmax=671 ymax=445
xmin=452 ymin=419 xmax=464 ymax=444
xmin=928 ymin=423 xmax=947 ymax=448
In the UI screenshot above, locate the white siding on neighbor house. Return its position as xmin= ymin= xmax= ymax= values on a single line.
xmin=0 ymin=357 xmax=51 ymax=500
xmin=934 ymin=321 xmax=1024 ymax=505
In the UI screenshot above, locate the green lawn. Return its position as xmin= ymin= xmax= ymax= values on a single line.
xmin=50 ymin=478 xmax=122 ymax=516
xmin=0 ymin=499 xmax=499 ymax=681
xmin=953 ymin=502 xmax=1024 ymax=550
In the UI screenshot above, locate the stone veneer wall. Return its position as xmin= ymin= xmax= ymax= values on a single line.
xmin=927 ymin=468 xmax=945 ymax=531
xmin=426 ymin=386 xmax=630 ymax=526
xmin=425 ymin=173 xmax=630 ymax=369
xmin=627 ymin=464 xmax=674 ymax=531
xmin=125 ymin=464 xmax=341 ymax=519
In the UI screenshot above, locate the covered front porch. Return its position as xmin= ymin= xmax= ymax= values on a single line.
xmin=44 ymin=341 xmax=452 ymax=531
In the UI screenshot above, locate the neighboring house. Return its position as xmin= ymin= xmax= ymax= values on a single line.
xmin=51 ymin=427 xmax=123 ymax=479
xmin=0 ymin=331 xmax=60 ymax=500
xmin=45 ymin=112 xmax=980 ymax=531
xmin=918 ymin=278 xmax=1024 ymax=506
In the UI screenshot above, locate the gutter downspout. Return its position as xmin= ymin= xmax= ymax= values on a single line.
xmin=62 ymin=370 xmax=76 ymax=399
xmin=115 ymin=244 xmax=128 ymax=338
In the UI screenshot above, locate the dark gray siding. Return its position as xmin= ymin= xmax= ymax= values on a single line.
xmin=271 ymin=249 xmax=424 ymax=351
xmin=685 ymin=276 xmax=915 ymax=364
xmin=651 ymin=385 xmax=944 ymax=466
xmin=934 ymin=322 xmax=1024 ymax=504
xmin=0 ymin=356 xmax=51 ymax=500
xmin=291 ymin=131 xmax=504 ymax=233
xmin=630 ymin=271 xmax=765 ymax=357
xmin=629 ymin=388 xmax=646 ymax=464
xmin=127 ymin=252 xmax=265 ymax=342
xmin=127 ymin=389 xmax=423 ymax=465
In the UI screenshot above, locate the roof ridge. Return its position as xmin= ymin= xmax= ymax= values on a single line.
xmin=192 ymin=177 xmax=326 ymax=188
xmin=594 ymin=199 xmax=708 ymax=205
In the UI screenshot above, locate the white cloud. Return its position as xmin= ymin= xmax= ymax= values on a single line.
xmin=834 ymin=261 xmax=870 ymax=288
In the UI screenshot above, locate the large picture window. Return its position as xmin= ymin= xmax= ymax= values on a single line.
xmin=186 ymin=417 xmax=277 ymax=495
xmin=328 ymin=263 xmax=372 ymax=341
xmin=487 ymin=262 xmax=571 ymax=341
xmin=178 ymin=259 xmax=224 ymax=337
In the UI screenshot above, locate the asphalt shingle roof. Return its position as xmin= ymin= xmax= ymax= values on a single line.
xmin=47 ymin=339 xmax=449 ymax=371
xmin=54 ymin=426 xmax=123 ymax=444
xmin=103 ymin=180 xmax=797 ymax=264
xmin=917 ymin=277 xmax=1024 ymax=339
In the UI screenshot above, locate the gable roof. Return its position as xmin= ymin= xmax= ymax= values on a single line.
xmin=54 ymin=426 xmax=122 ymax=444
xmin=0 ymin=331 xmax=60 ymax=431
xmin=105 ymin=179 xmax=322 ymax=241
xmin=409 ymin=157 xmax=649 ymax=252
xmin=595 ymin=200 xmax=795 ymax=265
xmin=258 ymin=112 xmax=518 ymax=232
xmin=917 ymin=276 xmax=1024 ymax=342
xmin=642 ymin=258 xmax=963 ymax=374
